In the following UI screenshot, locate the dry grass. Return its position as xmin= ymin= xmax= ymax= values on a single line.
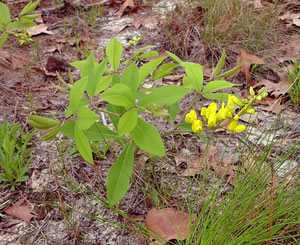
xmin=160 ymin=0 xmax=288 ymax=65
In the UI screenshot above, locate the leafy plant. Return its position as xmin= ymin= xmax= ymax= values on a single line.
xmin=0 ymin=120 xmax=35 ymax=190
xmin=0 ymin=0 xmax=40 ymax=47
xmin=28 ymin=39 xmax=263 ymax=206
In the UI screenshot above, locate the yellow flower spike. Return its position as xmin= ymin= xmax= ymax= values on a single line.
xmin=185 ymin=110 xmax=197 ymax=124
xmin=192 ymin=120 xmax=203 ymax=134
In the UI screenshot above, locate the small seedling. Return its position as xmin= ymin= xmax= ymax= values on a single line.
xmin=0 ymin=1 xmax=40 ymax=47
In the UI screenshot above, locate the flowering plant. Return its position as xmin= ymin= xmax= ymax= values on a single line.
xmin=185 ymin=87 xmax=268 ymax=134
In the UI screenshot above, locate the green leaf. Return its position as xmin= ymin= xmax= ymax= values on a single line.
xmin=7 ymin=19 xmax=36 ymax=28
xmin=111 ymin=73 xmax=120 ymax=85
xmin=118 ymin=108 xmax=138 ymax=136
xmin=138 ymin=56 xmax=165 ymax=86
xmin=77 ymin=106 xmax=99 ymax=130
xmin=95 ymin=75 xmax=112 ymax=94
xmin=138 ymin=85 xmax=190 ymax=107
xmin=137 ymin=50 xmax=159 ymax=59
xmin=0 ymin=2 xmax=11 ymax=25
xmin=215 ymin=65 xmax=241 ymax=79
xmin=20 ymin=0 xmax=40 ymax=16
xmin=106 ymin=104 xmax=125 ymax=130
xmin=133 ymin=45 xmax=156 ymax=58
xmin=19 ymin=13 xmax=41 ymax=20
xmin=165 ymin=50 xmax=182 ymax=64
xmin=80 ymin=54 xmax=107 ymax=99
xmin=211 ymin=50 xmax=226 ymax=78
xmin=106 ymin=39 xmax=122 ymax=72
xmin=185 ymin=64 xmax=203 ymax=93
xmin=152 ymin=63 xmax=178 ymax=80
xmin=107 ymin=142 xmax=134 ymax=206
xmin=168 ymin=102 xmax=179 ymax=121
xmin=60 ymin=121 xmax=122 ymax=141
xmin=202 ymin=93 xmax=230 ymax=102
xmin=66 ymin=77 xmax=88 ymax=117
xmin=130 ymin=118 xmax=165 ymax=156
xmin=74 ymin=122 xmax=93 ymax=164
xmin=202 ymin=80 xmax=235 ymax=94
xmin=0 ymin=32 xmax=8 ymax=47
xmin=120 ymin=62 xmax=139 ymax=96
xmin=100 ymin=83 xmax=135 ymax=107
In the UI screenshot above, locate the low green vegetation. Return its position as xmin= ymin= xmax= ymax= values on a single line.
xmin=0 ymin=120 xmax=35 ymax=190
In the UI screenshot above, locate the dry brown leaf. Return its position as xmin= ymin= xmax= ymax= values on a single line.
xmin=145 ymin=208 xmax=196 ymax=243
xmin=263 ymin=98 xmax=287 ymax=114
xmin=279 ymin=12 xmax=300 ymax=27
xmin=133 ymin=16 xmax=158 ymax=29
xmin=27 ymin=24 xmax=54 ymax=36
xmin=210 ymin=154 xmax=236 ymax=184
xmin=175 ymin=146 xmax=218 ymax=177
xmin=4 ymin=196 xmax=35 ymax=223
xmin=253 ymin=79 xmax=290 ymax=98
xmin=236 ymin=49 xmax=264 ymax=85
xmin=116 ymin=0 xmax=136 ymax=17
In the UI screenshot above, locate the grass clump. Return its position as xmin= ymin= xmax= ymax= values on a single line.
xmin=0 ymin=120 xmax=35 ymax=190
xmin=161 ymin=0 xmax=285 ymax=63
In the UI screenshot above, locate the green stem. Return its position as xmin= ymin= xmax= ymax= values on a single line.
xmin=93 ymin=107 xmax=120 ymax=117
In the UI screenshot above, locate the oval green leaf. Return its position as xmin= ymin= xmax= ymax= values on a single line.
xmin=130 ymin=118 xmax=165 ymax=156
xmin=118 ymin=108 xmax=138 ymax=136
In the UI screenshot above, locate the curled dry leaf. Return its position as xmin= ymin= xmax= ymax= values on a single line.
xmin=27 ymin=24 xmax=54 ymax=36
xmin=4 ymin=196 xmax=35 ymax=223
xmin=145 ymin=208 xmax=196 ymax=244
xmin=116 ymin=0 xmax=136 ymax=17
xmin=236 ymin=49 xmax=264 ymax=85
xmin=253 ymin=79 xmax=290 ymax=98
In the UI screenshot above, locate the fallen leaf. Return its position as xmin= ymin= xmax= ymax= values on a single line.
xmin=175 ymin=146 xmax=218 ymax=177
xmin=4 ymin=196 xmax=35 ymax=223
xmin=253 ymin=0 xmax=264 ymax=9
xmin=133 ymin=16 xmax=158 ymax=29
xmin=262 ymin=98 xmax=287 ymax=114
xmin=279 ymin=12 xmax=300 ymax=27
xmin=27 ymin=24 xmax=54 ymax=36
xmin=0 ymin=49 xmax=33 ymax=70
xmin=236 ymin=49 xmax=264 ymax=85
xmin=145 ymin=208 xmax=196 ymax=243
xmin=253 ymin=79 xmax=290 ymax=98
xmin=210 ymin=154 xmax=237 ymax=185
xmin=116 ymin=0 xmax=136 ymax=17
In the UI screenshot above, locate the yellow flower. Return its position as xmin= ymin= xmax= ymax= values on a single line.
xmin=192 ymin=120 xmax=203 ymax=133
xmin=217 ymin=102 xmax=232 ymax=122
xmin=185 ymin=110 xmax=197 ymax=124
xmin=227 ymin=120 xmax=246 ymax=133
xmin=207 ymin=112 xmax=217 ymax=129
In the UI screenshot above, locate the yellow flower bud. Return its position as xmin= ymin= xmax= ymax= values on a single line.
xmin=234 ymin=115 xmax=239 ymax=121
xmin=250 ymin=86 xmax=255 ymax=96
xmin=192 ymin=120 xmax=203 ymax=134
xmin=256 ymin=95 xmax=262 ymax=101
xmin=246 ymin=108 xmax=255 ymax=114
xmin=185 ymin=110 xmax=197 ymax=124
xmin=233 ymin=124 xmax=246 ymax=133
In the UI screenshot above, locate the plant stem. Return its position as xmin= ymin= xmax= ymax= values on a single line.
xmin=93 ymin=107 xmax=120 ymax=117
